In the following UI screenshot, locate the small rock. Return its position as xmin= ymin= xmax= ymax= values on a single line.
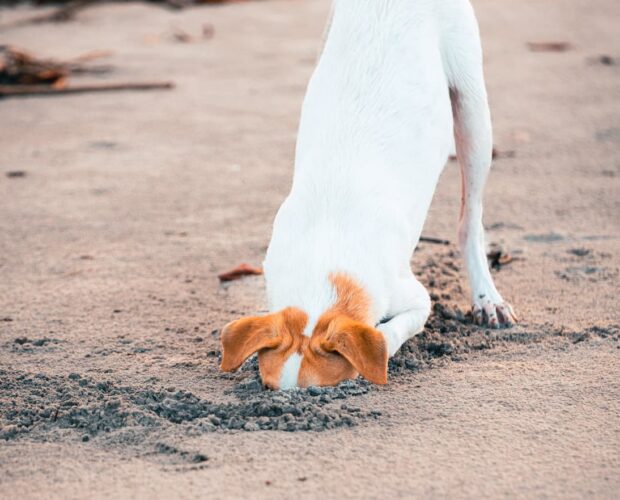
xmin=191 ymin=453 xmax=208 ymax=463
xmin=307 ymin=386 xmax=322 ymax=396
xmin=243 ymin=421 xmax=259 ymax=431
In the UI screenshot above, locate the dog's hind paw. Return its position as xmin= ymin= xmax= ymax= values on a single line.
xmin=472 ymin=299 xmax=517 ymax=328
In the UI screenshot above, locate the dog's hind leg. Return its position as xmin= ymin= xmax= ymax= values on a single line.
xmin=443 ymin=2 xmax=517 ymax=327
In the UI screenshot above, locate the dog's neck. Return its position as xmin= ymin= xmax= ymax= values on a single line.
xmin=267 ymin=263 xmax=382 ymax=338
xmin=327 ymin=273 xmax=372 ymax=324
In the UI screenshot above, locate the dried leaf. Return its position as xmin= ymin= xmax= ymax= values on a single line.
xmin=487 ymin=245 xmax=522 ymax=271
xmin=0 ymin=47 xmax=67 ymax=85
xmin=218 ymin=263 xmax=263 ymax=282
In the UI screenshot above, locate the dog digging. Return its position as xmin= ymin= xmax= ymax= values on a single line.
xmin=1 ymin=251 xmax=616 ymax=444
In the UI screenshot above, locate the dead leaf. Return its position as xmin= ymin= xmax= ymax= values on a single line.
xmin=0 ymin=46 xmax=67 ymax=85
xmin=487 ymin=244 xmax=522 ymax=271
xmin=52 ymin=77 xmax=68 ymax=89
xmin=218 ymin=263 xmax=263 ymax=282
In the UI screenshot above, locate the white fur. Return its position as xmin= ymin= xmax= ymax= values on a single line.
xmin=264 ymin=0 xmax=514 ymax=383
xmin=279 ymin=352 xmax=303 ymax=390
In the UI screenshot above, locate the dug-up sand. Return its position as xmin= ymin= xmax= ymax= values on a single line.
xmin=0 ymin=0 xmax=619 ymax=499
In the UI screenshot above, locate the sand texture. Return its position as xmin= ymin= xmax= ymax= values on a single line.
xmin=0 ymin=0 xmax=619 ymax=498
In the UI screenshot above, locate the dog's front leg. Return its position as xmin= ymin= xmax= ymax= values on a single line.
xmin=377 ymin=278 xmax=431 ymax=356
xmin=378 ymin=309 xmax=429 ymax=357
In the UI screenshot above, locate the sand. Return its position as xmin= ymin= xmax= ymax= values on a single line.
xmin=0 ymin=0 xmax=619 ymax=498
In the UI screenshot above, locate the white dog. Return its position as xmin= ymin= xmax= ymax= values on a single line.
xmin=221 ymin=0 xmax=516 ymax=389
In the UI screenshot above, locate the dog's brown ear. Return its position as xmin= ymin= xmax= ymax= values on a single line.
xmin=321 ymin=317 xmax=388 ymax=385
xmin=220 ymin=315 xmax=282 ymax=372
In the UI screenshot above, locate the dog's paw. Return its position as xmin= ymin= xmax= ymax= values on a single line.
xmin=471 ymin=299 xmax=517 ymax=328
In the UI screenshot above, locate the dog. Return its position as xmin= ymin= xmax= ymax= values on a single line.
xmin=220 ymin=0 xmax=517 ymax=389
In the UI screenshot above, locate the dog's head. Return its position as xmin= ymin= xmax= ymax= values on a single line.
xmin=219 ymin=274 xmax=388 ymax=389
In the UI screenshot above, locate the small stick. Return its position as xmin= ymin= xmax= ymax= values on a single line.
xmin=419 ymin=236 xmax=450 ymax=245
xmin=67 ymin=64 xmax=114 ymax=75
xmin=0 ymin=82 xmax=174 ymax=98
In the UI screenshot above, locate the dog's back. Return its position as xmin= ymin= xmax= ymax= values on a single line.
xmin=265 ymin=1 xmax=472 ymax=312
xmin=295 ymin=0 xmax=454 ymax=211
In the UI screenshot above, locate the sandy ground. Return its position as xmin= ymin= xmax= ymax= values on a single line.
xmin=1 ymin=0 xmax=619 ymax=498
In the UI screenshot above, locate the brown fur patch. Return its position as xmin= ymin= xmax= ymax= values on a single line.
xmin=220 ymin=307 xmax=307 ymax=389
xmin=328 ymin=272 xmax=372 ymax=323
xmin=221 ymin=273 xmax=387 ymax=389
xmin=297 ymin=273 xmax=387 ymax=387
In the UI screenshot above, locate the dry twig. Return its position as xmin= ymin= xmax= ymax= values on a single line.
xmin=0 ymin=82 xmax=174 ymax=98
xmin=419 ymin=236 xmax=450 ymax=245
